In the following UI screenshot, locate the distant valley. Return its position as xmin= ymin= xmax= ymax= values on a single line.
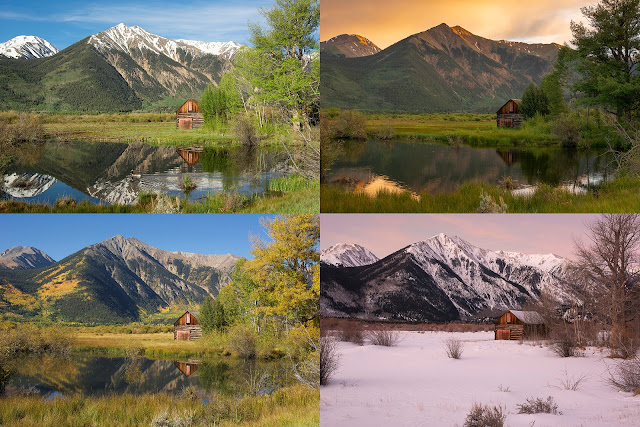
xmin=0 ymin=236 xmax=239 ymax=323
xmin=321 ymin=233 xmax=575 ymax=322
xmin=0 ymin=24 xmax=242 ymax=111
xmin=320 ymin=24 xmax=561 ymax=112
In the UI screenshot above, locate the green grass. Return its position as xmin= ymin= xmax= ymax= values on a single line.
xmin=321 ymin=175 xmax=640 ymax=213
xmin=0 ymin=385 xmax=319 ymax=427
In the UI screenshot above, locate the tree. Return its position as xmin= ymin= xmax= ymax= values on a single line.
xmin=570 ymin=0 xmax=640 ymax=120
xmin=238 ymin=0 xmax=319 ymax=129
xmin=540 ymin=72 xmax=567 ymax=116
xmin=572 ymin=214 xmax=640 ymax=351
xmin=243 ymin=214 xmax=319 ymax=325
xmin=520 ymin=83 xmax=550 ymax=118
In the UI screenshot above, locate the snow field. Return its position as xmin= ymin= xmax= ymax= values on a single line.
xmin=321 ymin=331 xmax=640 ymax=426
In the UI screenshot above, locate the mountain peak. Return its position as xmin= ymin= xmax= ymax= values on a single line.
xmin=0 ymin=246 xmax=55 ymax=270
xmin=320 ymin=34 xmax=380 ymax=58
xmin=321 ymin=242 xmax=379 ymax=267
xmin=451 ymin=25 xmax=473 ymax=37
xmin=0 ymin=35 xmax=58 ymax=59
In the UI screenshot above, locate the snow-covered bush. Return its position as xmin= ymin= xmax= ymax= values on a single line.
xmin=608 ymin=353 xmax=640 ymax=394
xmin=444 ymin=337 xmax=464 ymax=359
xmin=320 ymin=336 xmax=340 ymax=386
xmin=368 ymin=330 xmax=400 ymax=347
xmin=516 ymin=396 xmax=561 ymax=414
xmin=463 ymin=403 xmax=506 ymax=427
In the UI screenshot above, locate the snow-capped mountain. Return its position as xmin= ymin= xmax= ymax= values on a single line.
xmin=321 ymin=243 xmax=379 ymax=267
xmin=0 ymin=246 xmax=55 ymax=270
xmin=88 ymin=23 xmax=241 ymax=60
xmin=321 ymin=233 xmax=574 ymax=322
xmin=3 ymin=173 xmax=58 ymax=198
xmin=0 ymin=36 xmax=58 ymax=59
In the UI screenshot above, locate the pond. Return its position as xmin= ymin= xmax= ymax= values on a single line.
xmin=325 ymin=139 xmax=615 ymax=196
xmin=1 ymin=141 xmax=294 ymax=205
xmin=1 ymin=354 xmax=291 ymax=398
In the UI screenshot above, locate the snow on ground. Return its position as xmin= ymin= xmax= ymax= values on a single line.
xmin=321 ymin=331 xmax=640 ymax=426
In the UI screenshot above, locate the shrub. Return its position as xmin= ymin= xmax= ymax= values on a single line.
xmin=444 ymin=337 xmax=464 ymax=359
xmin=338 ymin=322 xmax=364 ymax=346
xmin=329 ymin=110 xmax=367 ymax=140
xmin=232 ymin=114 xmax=257 ymax=146
xmin=516 ymin=396 xmax=561 ymax=414
xmin=320 ymin=336 xmax=340 ymax=386
xmin=227 ymin=324 xmax=257 ymax=359
xmin=463 ymin=403 xmax=506 ymax=427
xmin=181 ymin=175 xmax=196 ymax=193
xmin=608 ymin=353 xmax=640 ymax=394
xmin=550 ymin=328 xmax=578 ymax=357
xmin=477 ymin=190 xmax=508 ymax=213
xmin=368 ymin=330 xmax=400 ymax=347
xmin=551 ymin=113 xmax=582 ymax=148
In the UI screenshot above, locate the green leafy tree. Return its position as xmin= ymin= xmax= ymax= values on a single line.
xmin=199 ymin=297 xmax=215 ymax=333
xmin=521 ymin=83 xmax=550 ymax=118
xmin=238 ymin=0 xmax=319 ymax=129
xmin=540 ymin=72 xmax=567 ymax=116
xmin=570 ymin=0 xmax=640 ymax=120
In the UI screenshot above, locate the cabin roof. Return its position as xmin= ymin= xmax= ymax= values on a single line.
xmin=496 ymin=99 xmax=522 ymax=114
xmin=176 ymin=98 xmax=201 ymax=112
xmin=174 ymin=310 xmax=200 ymax=326
xmin=505 ymin=310 xmax=544 ymax=324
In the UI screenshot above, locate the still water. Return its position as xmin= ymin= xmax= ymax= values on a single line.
xmin=2 ymin=354 xmax=290 ymax=398
xmin=325 ymin=139 xmax=614 ymax=196
xmin=1 ymin=141 xmax=294 ymax=205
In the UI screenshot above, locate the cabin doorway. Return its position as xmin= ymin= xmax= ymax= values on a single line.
xmin=176 ymin=330 xmax=190 ymax=340
xmin=179 ymin=118 xmax=193 ymax=129
xmin=496 ymin=329 xmax=510 ymax=340
xmin=499 ymin=118 xmax=513 ymax=128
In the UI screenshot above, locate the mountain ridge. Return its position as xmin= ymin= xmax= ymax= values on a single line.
xmin=321 ymin=233 xmax=574 ymax=322
xmin=320 ymin=23 xmax=561 ymax=112
xmin=0 ymin=36 xmax=59 ymax=59
xmin=0 ymin=235 xmax=239 ymax=323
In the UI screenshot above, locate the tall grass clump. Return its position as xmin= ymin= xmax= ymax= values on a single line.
xmin=463 ymin=403 xmax=506 ymax=427
xmin=444 ymin=337 xmax=464 ymax=359
xmin=368 ymin=330 xmax=401 ymax=347
xmin=268 ymin=174 xmax=316 ymax=193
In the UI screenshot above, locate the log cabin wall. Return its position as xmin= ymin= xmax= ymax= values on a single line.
xmin=174 ymin=311 xmax=202 ymax=340
xmin=496 ymin=99 xmax=523 ymax=128
xmin=176 ymin=99 xmax=204 ymax=129
xmin=495 ymin=310 xmax=547 ymax=340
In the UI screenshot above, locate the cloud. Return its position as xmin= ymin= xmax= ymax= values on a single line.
xmin=321 ymin=0 xmax=587 ymax=47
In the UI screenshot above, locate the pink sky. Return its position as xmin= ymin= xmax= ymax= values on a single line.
xmin=321 ymin=214 xmax=598 ymax=260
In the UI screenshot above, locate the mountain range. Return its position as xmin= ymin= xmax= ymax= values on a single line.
xmin=0 ymin=24 xmax=241 ymax=111
xmin=320 ymin=24 xmax=561 ymax=112
xmin=321 ymin=233 xmax=574 ymax=322
xmin=0 ymin=236 xmax=239 ymax=323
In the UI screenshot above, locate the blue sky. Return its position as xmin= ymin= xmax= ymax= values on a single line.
xmin=0 ymin=214 xmax=275 ymax=261
xmin=0 ymin=0 xmax=270 ymax=49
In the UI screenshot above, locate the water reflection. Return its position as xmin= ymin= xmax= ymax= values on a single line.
xmin=2 ymin=354 xmax=291 ymax=398
xmin=1 ymin=141 xmax=295 ymax=205
xmin=326 ymin=140 xmax=614 ymax=195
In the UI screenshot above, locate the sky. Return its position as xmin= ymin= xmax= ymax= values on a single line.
xmin=0 ymin=214 xmax=275 ymax=261
xmin=320 ymin=214 xmax=601 ymax=260
xmin=0 ymin=0 xmax=270 ymax=49
xmin=321 ymin=0 xmax=591 ymax=48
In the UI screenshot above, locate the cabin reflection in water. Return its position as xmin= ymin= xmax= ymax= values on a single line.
xmin=176 ymin=147 xmax=204 ymax=166
xmin=497 ymin=149 xmax=519 ymax=166
xmin=173 ymin=360 xmax=199 ymax=377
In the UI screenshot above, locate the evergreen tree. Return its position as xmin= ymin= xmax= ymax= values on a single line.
xmin=520 ymin=83 xmax=550 ymax=118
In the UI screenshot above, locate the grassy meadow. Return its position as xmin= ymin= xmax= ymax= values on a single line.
xmin=321 ymin=175 xmax=640 ymax=213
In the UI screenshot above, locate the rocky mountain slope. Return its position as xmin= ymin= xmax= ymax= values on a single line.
xmin=320 ymin=34 xmax=381 ymax=58
xmin=0 ymin=246 xmax=55 ymax=270
xmin=321 ymin=233 xmax=574 ymax=322
xmin=321 ymin=23 xmax=561 ymax=112
xmin=0 ymin=24 xmax=241 ymax=111
xmin=0 ymin=36 xmax=58 ymax=59
xmin=321 ymin=243 xmax=379 ymax=267
xmin=0 ymin=236 xmax=239 ymax=323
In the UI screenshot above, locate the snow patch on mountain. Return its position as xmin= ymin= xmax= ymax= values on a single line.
xmin=321 ymin=243 xmax=379 ymax=267
xmin=0 ymin=36 xmax=58 ymax=59
xmin=88 ymin=23 xmax=241 ymax=60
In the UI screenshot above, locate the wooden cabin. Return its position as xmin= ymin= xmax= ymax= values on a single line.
xmin=176 ymin=99 xmax=204 ymax=130
xmin=495 ymin=310 xmax=546 ymax=340
xmin=174 ymin=310 xmax=202 ymax=341
xmin=173 ymin=360 xmax=199 ymax=377
xmin=496 ymin=99 xmax=523 ymax=128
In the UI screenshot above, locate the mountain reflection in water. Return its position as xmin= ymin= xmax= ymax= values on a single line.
xmin=1 ymin=141 xmax=294 ymax=205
